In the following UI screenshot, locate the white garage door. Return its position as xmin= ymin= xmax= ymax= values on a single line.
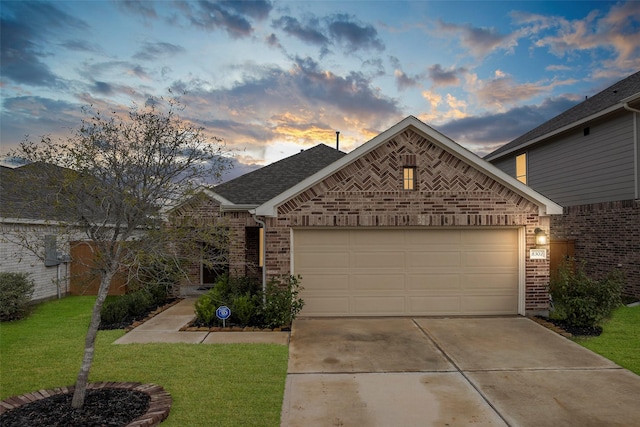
xmin=293 ymin=228 xmax=520 ymax=316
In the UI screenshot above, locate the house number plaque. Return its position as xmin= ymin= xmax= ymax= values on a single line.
xmin=529 ymin=249 xmax=547 ymax=260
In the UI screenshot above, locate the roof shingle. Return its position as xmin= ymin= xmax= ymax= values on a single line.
xmin=213 ymin=144 xmax=345 ymax=205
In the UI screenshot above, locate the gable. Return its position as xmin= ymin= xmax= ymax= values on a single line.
xmin=278 ymin=128 xmax=539 ymax=217
xmin=256 ymin=116 xmax=562 ymax=217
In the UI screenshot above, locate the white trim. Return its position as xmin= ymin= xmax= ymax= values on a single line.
xmin=220 ymin=204 xmax=259 ymax=212
xmin=289 ymin=228 xmax=295 ymax=276
xmin=161 ymin=187 xmax=236 ymax=216
xmin=518 ymin=226 xmax=526 ymax=316
xmin=255 ymin=116 xmax=562 ymax=217
xmin=1 ymin=217 xmax=66 ymax=226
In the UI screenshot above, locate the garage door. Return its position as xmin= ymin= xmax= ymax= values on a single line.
xmin=293 ymin=228 xmax=519 ymax=316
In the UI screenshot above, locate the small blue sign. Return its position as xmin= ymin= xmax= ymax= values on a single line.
xmin=216 ymin=305 xmax=231 ymax=320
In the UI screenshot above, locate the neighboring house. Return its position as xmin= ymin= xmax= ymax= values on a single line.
xmin=485 ymin=71 xmax=640 ymax=298
xmin=1 ymin=163 xmax=72 ymax=301
xmin=0 ymin=163 xmax=126 ymax=301
xmin=172 ymin=116 xmax=562 ymax=317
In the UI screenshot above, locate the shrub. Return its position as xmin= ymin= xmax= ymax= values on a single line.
xmin=100 ymin=287 xmax=164 ymax=328
xmin=100 ymin=298 xmax=129 ymax=326
xmin=233 ymin=293 xmax=257 ymax=326
xmin=100 ymin=255 xmax=178 ymax=328
xmin=194 ymin=291 xmax=220 ymax=325
xmin=260 ymin=275 xmax=304 ymax=329
xmin=549 ymin=259 xmax=623 ymax=328
xmin=193 ymin=274 xmax=304 ymax=329
xmin=0 ymin=272 xmax=35 ymax=321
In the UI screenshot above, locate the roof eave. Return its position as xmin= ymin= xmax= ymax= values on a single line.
xmin=220 ymin=204 xmax=259 ymax=212
xmin=485 ymin=102 xmax=627 ymax=162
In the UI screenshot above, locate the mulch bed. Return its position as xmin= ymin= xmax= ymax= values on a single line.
xmin=181 ymin=318 xmax=290 ymax=332
xmin=99 ymin=298 xmax=182 ymax=332
xmin=532 ymin=316 xmax=602 ymax=338
xmin=0 ymin=382 xmax=171 ymax=427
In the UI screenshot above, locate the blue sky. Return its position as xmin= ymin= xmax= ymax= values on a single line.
xmin=1 ymin=1 xmax=639 ymax=180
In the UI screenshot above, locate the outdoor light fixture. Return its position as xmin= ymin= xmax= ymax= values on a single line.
xmin=534 ymin=228 xmax=548 ymax=246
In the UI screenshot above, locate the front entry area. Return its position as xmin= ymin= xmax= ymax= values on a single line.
xmin=292 ymin=228 xmax=520 ymax=316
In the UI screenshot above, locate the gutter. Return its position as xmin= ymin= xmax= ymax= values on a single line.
xmin=623 ymin=103 xmax=640 ymax=114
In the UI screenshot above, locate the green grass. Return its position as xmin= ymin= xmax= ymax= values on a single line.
xmin=0 ymin=296 xmax=289 ymax=426
xmin=575 ymin=305 xmax=640 ymax=375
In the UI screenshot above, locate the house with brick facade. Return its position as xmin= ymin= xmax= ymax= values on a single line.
xmin=485 ymin=71 xmax=640 ymax=298
xmin=174 ymin=116 xmax=562 ymax=317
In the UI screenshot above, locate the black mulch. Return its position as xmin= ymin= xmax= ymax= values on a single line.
xmin=538 ymin=316 xmax=603 ymax=337
xmin=0 ymin=388 xmax=150 ymax=427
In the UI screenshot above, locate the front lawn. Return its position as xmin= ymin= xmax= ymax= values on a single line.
xmin=575 ymin=305 xmax=640 ymax=375
xmin=0 ymin=296 xmax=289 ymax=426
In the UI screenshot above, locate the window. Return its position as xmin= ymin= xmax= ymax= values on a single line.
xmin=516 ymin=153 xmax=527 ymax=185
xmin=403 ymin=167 xmax=416 ymax=190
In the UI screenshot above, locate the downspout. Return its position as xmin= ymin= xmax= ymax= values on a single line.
xmin=252 ymin=215 xmax=267 ymax=304
xmin=623 ymin=103 xmax=640 ymax=200
xmin=56 ymin=263 xmax=61 ymax=299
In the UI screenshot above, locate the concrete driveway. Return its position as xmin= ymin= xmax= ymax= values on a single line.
xmin=280 ymin=317 xmax=640 ymax=426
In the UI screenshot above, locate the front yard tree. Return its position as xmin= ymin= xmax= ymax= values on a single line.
xmin=10 ymin=98 xmax=230 ymax=408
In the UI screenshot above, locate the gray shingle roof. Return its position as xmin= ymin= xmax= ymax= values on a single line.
xmin=0 ymin=162 xmax=73 ymax=221
xmin=486 ymin=70 xmax=640 ymax=160
xmin=213 ymin=144 xmax=346 ymax=205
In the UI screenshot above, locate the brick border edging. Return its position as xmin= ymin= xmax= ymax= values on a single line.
xmin=0 ymin=382 xmax=172 ymax=427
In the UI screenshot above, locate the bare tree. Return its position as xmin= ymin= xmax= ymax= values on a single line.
xmin=9 ymin=98 xmax=230 ymax=408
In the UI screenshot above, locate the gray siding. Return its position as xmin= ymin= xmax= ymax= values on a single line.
xmin=491 ymin=157 xmax=514 ymax=178
xmin=492 ymin=112 xmax=636 ymax=206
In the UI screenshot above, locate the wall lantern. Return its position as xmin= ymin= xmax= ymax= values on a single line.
xmin=534 ymin=228 xmax=548 ymax=246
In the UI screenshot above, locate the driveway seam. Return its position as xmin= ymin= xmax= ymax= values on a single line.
xmin=412 ymin=318 xmax=512 ymax=427
xmin=462 ymin=366 xmax=624 ymax=373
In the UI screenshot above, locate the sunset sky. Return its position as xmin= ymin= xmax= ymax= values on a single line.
xmin=2 ymin=1 xmax=639 ymax=180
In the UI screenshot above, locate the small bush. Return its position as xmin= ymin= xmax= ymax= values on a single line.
xmin=233 ymin=293 xmax=257 ymax=326
xmin=260 ymin=275 xmax=305 ymax=329
xmin=100 ymin=298 xmax=129 ymax=325
xmin=0 ymin=272 xmax=35 ymax=321
xmin=195 ymin=291 xmax=220 ymax=325
xmin=100 ymin=287 xmax=166 ymax=328
xmin=549 ymin=259 xmax=623 ymax=328
xmin=100 ymin=256 xmax=177 ymax=328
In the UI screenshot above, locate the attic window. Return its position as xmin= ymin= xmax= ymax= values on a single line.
xmin=583 ymin=127 xmax=590 ymax=136
xmin=403 ymin=154 xmax=417 ymax=190
xmin=403 ymin=167 xmax=416 ymax=190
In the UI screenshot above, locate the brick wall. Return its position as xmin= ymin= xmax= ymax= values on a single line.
xmin=551 ymin=199 xmax=640 ymax=298
xmin=170 ymin=195 xmax=261 ymax=290
xmin=261 ymin=129 xmax=553 ymax=314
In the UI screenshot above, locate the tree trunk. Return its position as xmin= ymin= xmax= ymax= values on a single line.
xmin=71 ymin=269 xmax=116 ymax=409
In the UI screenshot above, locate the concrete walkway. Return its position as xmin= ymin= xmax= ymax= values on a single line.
xmin=281 ymin=317 xmax=640 ymax=426
xmin=113 ymin=298 xmax=290 ymax=345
